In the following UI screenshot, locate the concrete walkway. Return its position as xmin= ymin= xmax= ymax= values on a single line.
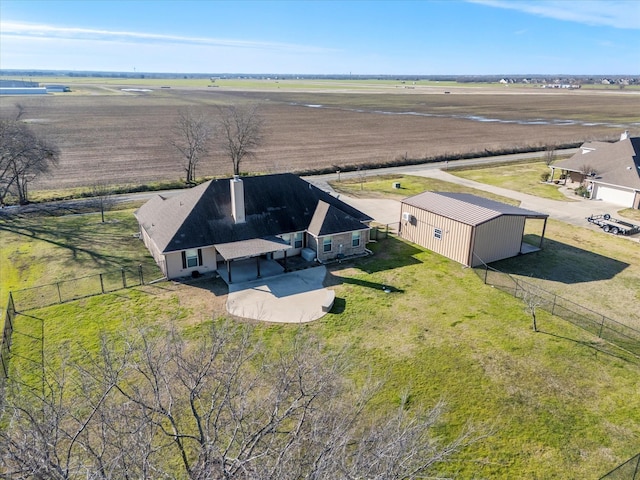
xmin=226 ymin=266 xmax=332 ymax=323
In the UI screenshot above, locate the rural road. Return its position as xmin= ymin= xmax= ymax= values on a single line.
xmin=4 ymin=147 xmax=638 ymax=240
xmin=302 ymin=147 xmax=638 ymax=232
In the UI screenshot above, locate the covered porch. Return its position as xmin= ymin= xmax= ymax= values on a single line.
xmin=216 ymin=237 xmax=292 ymax=284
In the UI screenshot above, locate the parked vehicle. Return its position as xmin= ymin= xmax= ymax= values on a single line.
xmin=586 ymin=214 xmax=640 ymax=235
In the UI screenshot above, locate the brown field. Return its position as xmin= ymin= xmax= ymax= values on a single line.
xmin=1 ymin=83 xmax=639 ymax=192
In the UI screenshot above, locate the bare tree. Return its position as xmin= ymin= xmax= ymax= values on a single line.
xmin=580 ymin=163 xmax=597 ymax=177
xmin=0 ymin=119 xmax=60 ymax=205
xmin=544 ymin=144 xmax=556 ymax=166
xmin=90 ymin=181 xmax=116 ymax=222
xmin=14 ymin=103 xmax=26 ymax=121
xmin=1 ymin=322 xmax=475 ymax=479
xmin=521 ymin=284 xmax=546 ymax=332
xmin=217 ymin=104 xmax=263 ymax=176
xmin=171 ymin=108 xmax=213 ymax=185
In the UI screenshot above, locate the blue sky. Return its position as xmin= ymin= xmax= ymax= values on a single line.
xmin=1 ymin=0 xmax=639 ymax=75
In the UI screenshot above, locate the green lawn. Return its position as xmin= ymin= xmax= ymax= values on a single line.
xmin=2 ymin=209 xmax=639 ymax=478
xmin=448 ymin=160 xmax=572 ymax=201
xmin=0 ymin=209 xmax=159 ymax=325
xmin=330 ymin=174 xmax=521 ymax=205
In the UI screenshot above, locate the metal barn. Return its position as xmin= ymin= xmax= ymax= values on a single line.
xmin=399 ymin=192 xmax=548 ymax=267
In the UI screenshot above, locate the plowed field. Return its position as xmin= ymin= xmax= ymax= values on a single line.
xmin=1 ymin=84 xmax=638 ymax=191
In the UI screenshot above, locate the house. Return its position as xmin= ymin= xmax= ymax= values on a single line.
xmin=549 ymin=131 xmax=640 ymax=208
xmin=399 ymin=192 xmax=548 ymax=267
xmin=134 ymin=173 xmax=373 ymax=281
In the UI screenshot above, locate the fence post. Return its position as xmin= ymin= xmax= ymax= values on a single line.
xmin=484 ymin=265 xmax=488 ymax=284
xmin=121 ymin=268 xmax=127 ymax=289
xmin=385 ymin=223 xmax=389 ymax=239
xmin=598 ymin=315 xmax=606 ymax=338
xmin=7 ymin=292 xmax=14 ymax=330
xmin=99 ymin=274 xmax=105 ymax=294
xmin=139 ymin=264 xmax=144 ymax=285
xmin=56 ymin=282 xmax=62 ymax=304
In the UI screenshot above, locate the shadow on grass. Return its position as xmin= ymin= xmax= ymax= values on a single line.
xmin=330 ymin=297 xmax=346 ymax=314
xmin=325 ymin=269 xmax=405 ymax=294
xmin=538 ymin=329 xmax=639 ymax=365
xmin=491 ymin=235 xmax=629 ymax=284
xmin=358 ymin=236 xmax=424 ymax=273
xmin=169 ymin=274 xmax=230 ymax=297
xmin=0 ymin=214 xmax=144 ymax=269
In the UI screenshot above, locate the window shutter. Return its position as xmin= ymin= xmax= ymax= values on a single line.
xmin=181 ymin=251 xmax=187 ymax=269
xmin=197 ymin=249 xmax=203 ymax=266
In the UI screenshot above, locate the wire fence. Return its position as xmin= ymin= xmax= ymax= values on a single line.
xmin=475 ymin=264 xmax=640 ymax=358
xmin=9 ymin=263 xmax=162 ymax=313
xmin=0 ymin=292 xmax=16 ymax=391
xmin=599 ymin=453 xmax=640 ymax=480
xmin=0 ymin=263 xmax=164 ymax=382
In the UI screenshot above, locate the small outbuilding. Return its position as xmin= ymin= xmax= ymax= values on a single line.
xmin=399 ymin=192 xmax=548 ymax=267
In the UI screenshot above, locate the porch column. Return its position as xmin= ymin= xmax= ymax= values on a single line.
xmin=227 ymin=260 xmax=232 ymax=284
xmin=539 ymin=218 xmax=547 ymax=248
xmin=283 ymin=250 xmax=288 ymax=272
xmin=256 ymin=256 xmax=261 ymax=278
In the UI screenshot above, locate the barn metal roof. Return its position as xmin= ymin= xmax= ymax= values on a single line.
xmin=401 ymin=192 xmax=547 ymax=226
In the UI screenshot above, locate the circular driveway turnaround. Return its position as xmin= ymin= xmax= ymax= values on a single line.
xmin=226 ymin=266 xmax=331 ymax=323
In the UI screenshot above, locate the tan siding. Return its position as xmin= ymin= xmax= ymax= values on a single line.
xmin=140 ymin=227 xmax=167 ymax=276
xmin=165 ymin=252 xmax=183 ymax=279
xmin=165 ymin=246 xmax=217 ymax=279
xmin=400 ymin=204 xmax=472 ymax=265
xmin=472 ymin=216 xmax=525 ymax=266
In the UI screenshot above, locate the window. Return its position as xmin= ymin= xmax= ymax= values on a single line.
xmin=434 ymin=228 xmax=443 ymax=240
xmin=182 ymin=248 xmax=201 ymax=268
xmin=323 ymin=236 xmax=332 ymax=253
xmin=294 ymin=232 xmax=304 ymax=248
xmin=352 ymin=231 xmax=361 ymax=247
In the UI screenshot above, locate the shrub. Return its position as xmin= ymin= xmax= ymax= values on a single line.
xmin=574 ymin=185 xmax=590 ymax=197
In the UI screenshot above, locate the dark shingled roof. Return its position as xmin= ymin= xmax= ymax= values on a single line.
xmin=307 ymin=201 xmax=370 ymax=236
xmin=552 ymin=137 xmax=640 ymax=190
xmin=402 ymin=192 xmax=547 ymax=226
xmin=135 ymin=173 xmax=373 ymax=254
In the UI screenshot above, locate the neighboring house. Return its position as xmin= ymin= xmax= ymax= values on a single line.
xmin=134 ymin=173 xmax=372 ymax=281
xmin=399 ymin=192 xmax=548 ymax=267
xmin=549 ymin=131 xmax=640 ymax=208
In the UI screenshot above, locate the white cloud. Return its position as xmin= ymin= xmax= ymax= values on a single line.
xmin=470 ymin=0 xmax=640 ymax=29
xmin=0 ymin=21 xmax=333 ymax=53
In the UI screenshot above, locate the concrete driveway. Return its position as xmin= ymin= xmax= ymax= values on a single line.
xmin=226 ymin=266 xmax=332 ymax=323
xmin=307 ymin=165 xmax=640 ymax=237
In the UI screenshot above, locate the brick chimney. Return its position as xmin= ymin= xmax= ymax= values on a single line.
xmin=230 ymin=175 xmax=245 ymax=224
